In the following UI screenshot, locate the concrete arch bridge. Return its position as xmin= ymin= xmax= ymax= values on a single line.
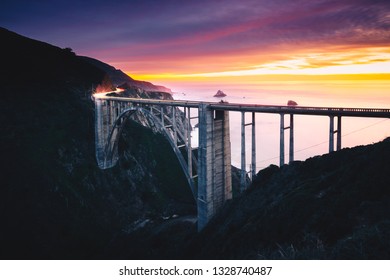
xmin=94 ymin=93 xmax=390 ymax=230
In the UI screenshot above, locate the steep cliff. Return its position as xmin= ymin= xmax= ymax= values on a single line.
xmin=105 ymin=138 xmax=390 ymax=260
xmin=187 ymin=138 xmax=390 ymax=259
xmin=81 ymin=56 xmax=172 ymax=93
xmin=0 ymin=27 xmax=193 ymax=259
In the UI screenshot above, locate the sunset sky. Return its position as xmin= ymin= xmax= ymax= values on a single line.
xmin=1 ymin=0 xmax=390 ymax=85
xmin=2 ymin=0 xmax=389 ymax=165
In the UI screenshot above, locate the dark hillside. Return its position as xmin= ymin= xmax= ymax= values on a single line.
xmin=0 ymin=27 xmax=103 ymax=88
xmin=81 ymin=56 xmax=172 ymax=93
xmin=187 ymin=138 xmax=390 ymax=259
xmin=102 ymin=138 xmax=390 ymax=260
xmin=0 ymin=27 xmax=193 ymax=259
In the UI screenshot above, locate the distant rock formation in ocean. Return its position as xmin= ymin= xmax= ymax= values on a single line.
xmin=287 ymin=100 xmax=298 ymax=106
xmin=214 ymin=90 xmax=227 ymax=97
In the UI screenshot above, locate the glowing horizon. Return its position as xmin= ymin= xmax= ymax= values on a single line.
xmin=127 ymin=46 xmax=390 ymax=85
xmin=3 ymin=0 xmax=390 ymax=90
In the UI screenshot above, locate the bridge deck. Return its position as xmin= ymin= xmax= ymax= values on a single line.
xmin=94 ymin=95 xmax=390 ymax=118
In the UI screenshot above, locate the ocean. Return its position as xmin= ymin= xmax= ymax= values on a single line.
xmin=170 ymin=79 xmax=390 ymax=171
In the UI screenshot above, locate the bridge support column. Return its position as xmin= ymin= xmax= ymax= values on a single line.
xmin=280 ymin=113 xmax=294 ymax=166
xmin=198 ymin=104 xmax=232 ymax=231
xmin=161 ymin=106 xmax=164 ymax=127
xmin=251 ymin=112 xmax=256 ymax=180
xmin=289 ymin=114 xmax=294 ymax=163
xmin=187 ymin=107 xmax=192 ymax=178
xmin=329 ymin=116 xmax=334 ymax=152
xmin=241 ymin=112 xmax=246 ymax=192
xmin=280 ymin=113 xmax=285 ymax=166
xmin=95 ymin=99 xmax=119 ymax=169
xmin=337 ymin=116 xmax=342 ymax=151
xmin=95 ymin=98 xmax=105 ymax=168
xmin=172 ymin=107 xmax=177 ymax=145
xmin=329 ymin=115 xmax=342 ymax=152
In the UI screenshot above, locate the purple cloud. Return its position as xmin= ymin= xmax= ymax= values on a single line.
xmin=1 ymin=0 xmax=389 ymax=73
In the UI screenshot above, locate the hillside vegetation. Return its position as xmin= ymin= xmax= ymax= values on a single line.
xmin=0 ymin=27 xmax=193 ymax=259
xmin=188 ymin=138 xmax=390 ymax=259
xmin=107 ymin=138 xmax=390 ymax=260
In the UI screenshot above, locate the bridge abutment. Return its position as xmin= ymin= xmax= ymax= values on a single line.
xmin=95 ymin=99 xmax=120 ymax=169
xmin=198 ymin=104 xmax=232 ymax=231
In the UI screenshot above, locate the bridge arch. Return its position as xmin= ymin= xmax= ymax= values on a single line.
xmin=103 ymin=106 xmax=197 ymax=197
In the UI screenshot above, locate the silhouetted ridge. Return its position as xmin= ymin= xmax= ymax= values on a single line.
xmin=0 ymin=27 xmax=192 ymax=259
xmin=112 ymin=83 xmax=173 ymax=100
xmin=0 ymin=27 xmax=105 ymax=88
xmin=81 ymin=56 xmax=172 ymax=93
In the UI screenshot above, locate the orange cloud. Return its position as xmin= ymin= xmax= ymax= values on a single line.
xmin=127 ymin=45 xmax=390 ymax=83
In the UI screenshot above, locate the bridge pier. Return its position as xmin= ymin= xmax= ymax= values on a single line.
xmin=289 ymin=114 xmax=294 ymax=163
xmin=186 ymin=107 xmax=193 ymax=178
xmin=280 ymin=113 xmax=294 ymax=166
xmin=198 ymin=104 xmax=232 ymax=231
xmin=241 ymin=112 xmax=246 ymax=192
xmin=251 ymin=112 xmax=256 ymax=180
xmin=240 ymin=112 xmax=257 ymax=190
xmin=337 ymin=116 xmax=342 ymax=151
xmin=329 ymin=116 xmax=342 ymax=152
xmin=280 ymin=113 xmax=285 ymax=166
xmin=95 ymin=99 xmax=121 ymax=169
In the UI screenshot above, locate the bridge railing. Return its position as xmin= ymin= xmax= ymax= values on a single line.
xmin=96 ymin=95 xmax=390 ymax=116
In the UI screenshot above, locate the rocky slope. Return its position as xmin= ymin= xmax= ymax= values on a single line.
xmin=106 ymin=138 xmax=390 ymax=260
xmin=109 ymin=83 xmax=173 ymax=100
xmin=81 ymin=56 xmax=172 ymax=93
xmin=0 ymin=27 xmax=194 ymax=259
xmin=190 ymin=137 xmax=390 ymax=259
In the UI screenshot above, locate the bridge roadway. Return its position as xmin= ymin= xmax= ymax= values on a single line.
xmin=94 ymin=94 xmax=390 ymax=231
xmin=94 ymin=95 xmax=390 ymax=118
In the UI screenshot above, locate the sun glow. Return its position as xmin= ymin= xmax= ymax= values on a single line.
xmin=184 ymin=61 xmax=390 ymax=78
xmin=129 ymin=47 xmax=390 ymax=84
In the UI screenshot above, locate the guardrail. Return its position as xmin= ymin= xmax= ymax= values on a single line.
xmin=94 ymin=95 xmax=390 ymax=118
